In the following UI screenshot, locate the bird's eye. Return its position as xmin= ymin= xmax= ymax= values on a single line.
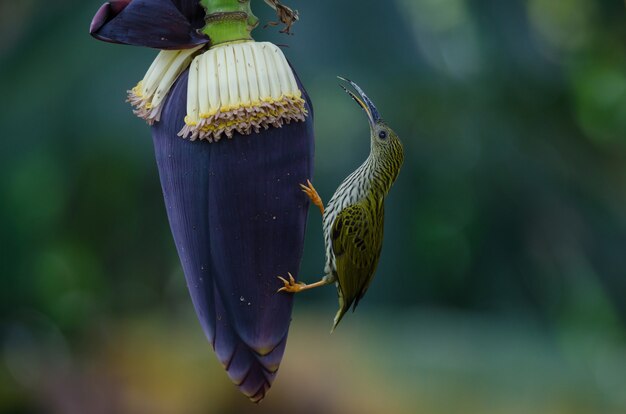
xmin=379 ymin=130 xmax=388 ymax=140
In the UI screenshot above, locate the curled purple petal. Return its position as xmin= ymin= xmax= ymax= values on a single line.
xmin=90 ymin=1 xmax=131 ymax=34
xmin=152 ymin=66 xmax=314 ymax=401
xmin=90 ymin=0 xmax=209 ymax=49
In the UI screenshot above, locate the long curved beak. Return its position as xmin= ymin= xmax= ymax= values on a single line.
xmin=338 ymin=76 xmax=381 ymax=128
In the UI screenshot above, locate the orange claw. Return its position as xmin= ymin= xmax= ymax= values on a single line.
xmin=277 ymin=272 xmax=306 ymax=293
xmin=300 ymin=180 xmax=325 ymax=215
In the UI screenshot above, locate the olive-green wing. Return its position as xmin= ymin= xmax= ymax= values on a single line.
xmin=331 ymin=200 xmax=384 ymax=329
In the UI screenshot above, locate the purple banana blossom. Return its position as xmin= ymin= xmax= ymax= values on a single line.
xmin=90 ymin=0 xmax=314 ymax=402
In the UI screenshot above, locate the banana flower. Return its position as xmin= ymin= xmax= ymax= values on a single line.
xmin=90 ymin=0 xmax=314 ymax=402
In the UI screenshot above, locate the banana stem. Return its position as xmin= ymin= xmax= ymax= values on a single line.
xmin=199 ymin=0 xmax=259 ymax=46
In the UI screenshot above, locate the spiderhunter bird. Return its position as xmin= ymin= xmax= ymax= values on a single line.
xmin=278 ymin=78 xmax=404 ymax=331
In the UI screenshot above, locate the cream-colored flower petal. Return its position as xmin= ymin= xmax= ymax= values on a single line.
xmin=186 ymin=56 xmax=200 ymax=125
xmin=206 ymin=51 xmax=220 ymax=114
xmin=263 ymin=45 xmax=282 ymax=100
xmin=143 ymin=50 xmax=179 ymax=97
xmin=253 ymin=43 xmax=270 ymax=99
xmin=274 ymin=45 xmax=300 ymax=96
xmin=234 ymin=45 xmax=250 ymax=104
xmin=128 ymin=45 xmax=203 ymax=125
xmin=217 ymin=47 xmax=230 ymax=109
xmin=178 ymin=41 xmax=308 ymax=142
xmin=198 ymin=53 xmax=209 ymax=117
xmin=152 ymin=48 xmax=197 ymax=108
xmin=243 ymin=43 xmax=260 ymax=103
xmin=225 ymin=45 xmax=240 ymax=110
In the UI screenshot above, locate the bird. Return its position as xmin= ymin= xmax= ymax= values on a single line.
xmin=278 ymin=77 xmax=404 ymax=331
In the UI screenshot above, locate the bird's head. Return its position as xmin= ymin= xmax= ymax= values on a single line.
xmin=339 ymin=77 xmax=404 ymax=171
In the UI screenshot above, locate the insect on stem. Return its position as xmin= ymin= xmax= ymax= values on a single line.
xmin=263 ymin=0 xmax=300 ymax=35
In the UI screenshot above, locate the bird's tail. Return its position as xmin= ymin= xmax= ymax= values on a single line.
xmin=331 ymin=290 xmax=350 ymax=333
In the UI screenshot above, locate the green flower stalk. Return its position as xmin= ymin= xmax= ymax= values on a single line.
xmin=199 ymin=0 xmax=259 ymax=44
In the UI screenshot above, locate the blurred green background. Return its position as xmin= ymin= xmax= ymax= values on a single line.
xmin=1 ymin=0 xmax=626 ymax=413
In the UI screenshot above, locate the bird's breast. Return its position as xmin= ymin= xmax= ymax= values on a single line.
xmin=321 ymin=173 xmax=371 ymax=274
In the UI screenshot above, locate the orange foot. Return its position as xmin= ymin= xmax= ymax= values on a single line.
xmin=277 ymin=272 xmax=306 ymax=293
xmin=300 ymin=180 xmax=324 ymax=215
